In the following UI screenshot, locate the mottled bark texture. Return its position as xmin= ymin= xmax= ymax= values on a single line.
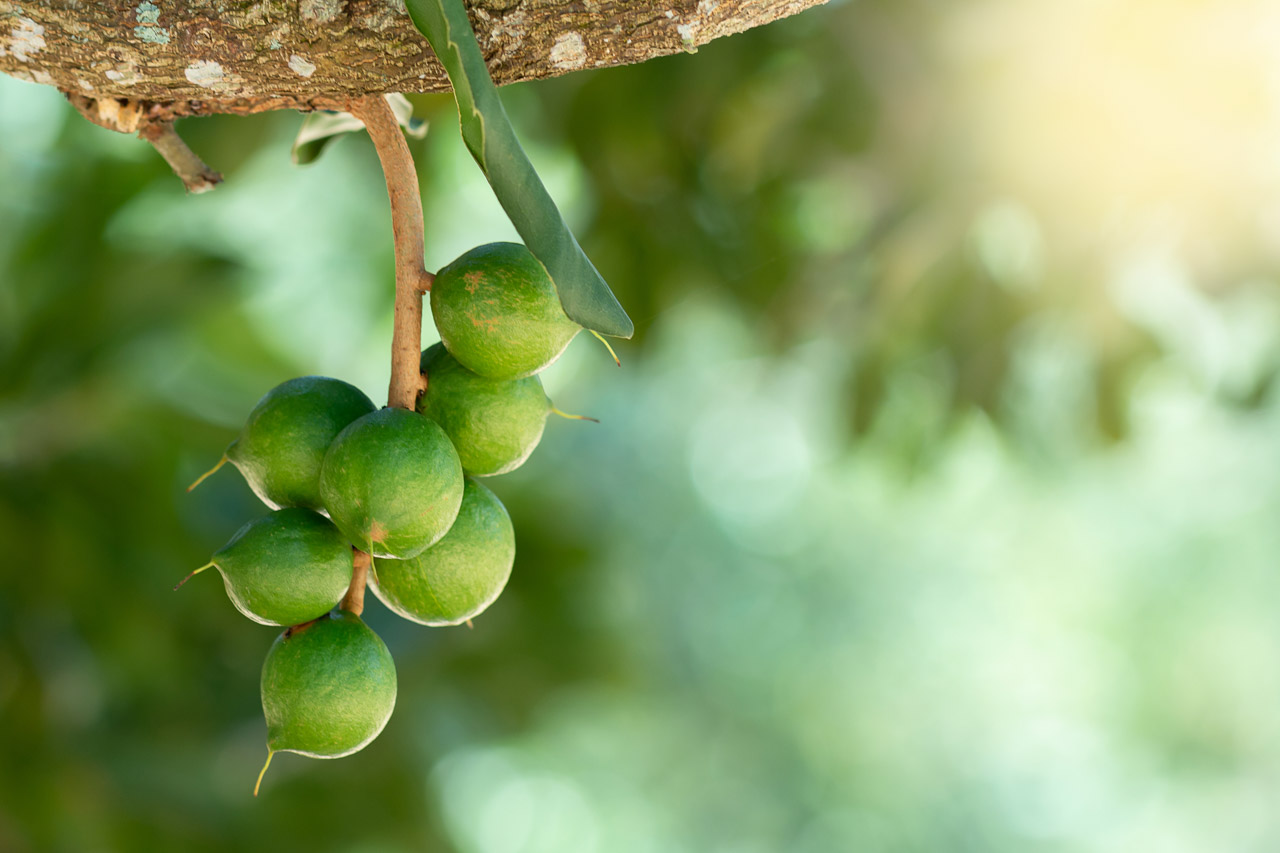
xmin=0 ymin=1 xmax=826 ymax=114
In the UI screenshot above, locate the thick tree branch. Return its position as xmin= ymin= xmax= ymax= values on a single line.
xmin=0 ymin=1 xmax=827 ymax=109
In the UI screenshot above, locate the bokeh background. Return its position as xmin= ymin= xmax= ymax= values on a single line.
xmin=6 ymin=0 xmax=1280 ymax=849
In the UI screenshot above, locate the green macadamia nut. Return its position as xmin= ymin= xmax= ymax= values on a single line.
xmin=319 ymin=407 xmax=465 ymax=559
xmin=255 ymin=611 xmax=397 ymax=794
xmin=225 ymin=376 xmax=377 ymax=510
xmin=371 ymin=478 xmax=515 ymax=626
xmin=417 ymin=342 xmax=549 ymax=476
xmin=430 ymin=242 xmax=581 ymax=380
xmin=184 ymin=507 xmax=353 ymax=627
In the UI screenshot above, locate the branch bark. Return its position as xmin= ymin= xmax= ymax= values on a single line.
xmin=0 ymin=1 xmax=827 ymax=111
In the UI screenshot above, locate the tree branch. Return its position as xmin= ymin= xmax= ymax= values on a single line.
xmin=0 ymin=1 xmax=828 ymax=107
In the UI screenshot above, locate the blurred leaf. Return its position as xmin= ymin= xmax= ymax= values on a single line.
xmin=291 ymin=94 xmax=427 ymax=165
xmin=405 ymin=0 xmax=634 ymax=339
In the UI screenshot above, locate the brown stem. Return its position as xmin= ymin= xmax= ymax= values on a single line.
xmin=284 ymin=617 xmax=320 ymax=639
xmin=340 ymin=95 xmax=433 ymax=615
xmin=138 ymin=121 xmax=223 ymax=194
xmin=341 ymin=549 xmax=371 ymax=617
xmin=347 ymin=94 xmax=433 ymax=412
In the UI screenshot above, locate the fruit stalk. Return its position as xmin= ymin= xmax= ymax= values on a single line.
xmin=346 ymin=95 xmax=434 ymax=412
xmin=344 ymin=95 xmax=434 ymax=615
xmin=341 ymin=548 xmax=371 ymax=617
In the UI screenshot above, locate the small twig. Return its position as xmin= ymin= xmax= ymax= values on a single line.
xmin=347 ymin=94 xmax=431 ymax=412
xmin=65 ymin=93 xmax=223 ymax=194
xmin=341 ymin=548 xmax=371 ymax=617
xmin=284 ymin=617 xmax=320 ymax=639
xmin=138 ymin=121 xmax=223 ymax=194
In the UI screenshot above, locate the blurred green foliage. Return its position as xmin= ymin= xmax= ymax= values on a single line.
xmin=5 ymin=0 xmax=1280 ymax=850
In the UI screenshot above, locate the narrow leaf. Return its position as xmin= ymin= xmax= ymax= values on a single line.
xmin=405 ymin=0 xmax=634 ymax=339
xmin=387 ymin=93 xmax=430 ymax=140
xmin=292 ymin=110 xmax=365 ymax=165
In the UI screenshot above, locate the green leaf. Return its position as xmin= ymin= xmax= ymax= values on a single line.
xmin=292 ymin=111 xmax=364 ymax=165
xmin=404 ymin=0 xmax=634 ymax=339
xmin=292 ymin=94 xmax=428 ymax=166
